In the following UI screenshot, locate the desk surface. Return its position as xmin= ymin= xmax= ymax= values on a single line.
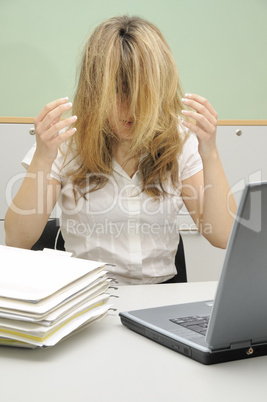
xmin=1 ymin=282 xmax=266 ymax=402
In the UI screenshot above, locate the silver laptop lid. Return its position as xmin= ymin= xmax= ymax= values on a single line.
xmin=206 ymin=182 xmax=267 ymax=350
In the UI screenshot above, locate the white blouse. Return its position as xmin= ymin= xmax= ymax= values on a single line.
xmin=23 ymin=132 xmax=203 ymax=285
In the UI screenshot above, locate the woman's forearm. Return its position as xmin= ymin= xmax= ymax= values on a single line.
xmin=4 ymin=155 xmax=60 ymax=249
xmin=5 ymin=97 xmax=76 ymax=249
xmin=181 ymin=94 xmax=237 ymax=249
xmin=201 ymin=148 xmax=236 ymax=248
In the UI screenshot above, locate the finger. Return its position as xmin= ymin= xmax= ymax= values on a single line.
xmin=36 ymin=102 xmax=73 ymax=135
xmin=182 ymin=98 xmax=217 ymax=127
xmin=182 ymin=97 xmax=213 ymax=123
xmin=41 ymin=115 xmax=77 ymax=142
xmin=184 ymin=93 xmax=217 ymax=117
xmin=183 ymin=93 xmax=218 ymax=120
xmin=181 ymin=118 xmax=208 ymax=139
xmin=34 ymin=97 xmax=69 ymax=124
xmin=50 ymin=126 xmax=77 ymax=145
xmin=181 ymin=109 xmax=215 ymax=133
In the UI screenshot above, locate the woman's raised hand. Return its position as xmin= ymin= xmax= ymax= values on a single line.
xmin=33 ymin=97 xmax=77 ymax=163
xmin=181 ymin=94 xmax=218 ymax=159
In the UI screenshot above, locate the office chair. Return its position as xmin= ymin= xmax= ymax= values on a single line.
xmin=32 ymin=219 xmax=187 ymax=283
xmin=31 ymin=219 xmax=65 ymax=251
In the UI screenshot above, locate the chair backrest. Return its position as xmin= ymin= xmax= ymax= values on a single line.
xmin=174 ymin=234 xmax=187 ymax=282
xmin=32 ymin=219 xmax=187 ymax=283
xmin=31 ymin=219 xmax=65 ymax=251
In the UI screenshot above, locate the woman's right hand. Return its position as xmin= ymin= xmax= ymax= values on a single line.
xmin=33 ymin=97 xmax=77 ymax=164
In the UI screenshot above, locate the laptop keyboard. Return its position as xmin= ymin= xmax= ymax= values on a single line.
xmin=169 ymin=316 xmax=210 ymax=336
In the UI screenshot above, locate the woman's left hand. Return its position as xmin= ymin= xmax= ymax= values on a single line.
xmin=181 ymin=93 xmax=218 ymax=158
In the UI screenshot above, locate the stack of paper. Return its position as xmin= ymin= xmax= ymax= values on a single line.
xmin=0 ymin=245 xmax=111 ymax=348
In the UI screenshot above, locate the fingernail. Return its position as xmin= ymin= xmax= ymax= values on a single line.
xmin=65 ymin=102 xmax=72 ymax=108
xmin=185 ymin=93 xmax=192 ymax=98
xmin=61 ymin=96 xmax=69 ymax=102
xmin=71 ymin=115 xmax=77 ymax=121
xmin=181 ymin=110 xmax=186 ymax=114
xmin=182 ymin=98 xmax=188 ymax=104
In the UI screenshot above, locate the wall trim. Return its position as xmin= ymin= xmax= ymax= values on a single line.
xmin=217 ymin=120 xmax=267 ymax=126
xmin=0 ymin=117 xmax=34 ymax=124
xmin=0 ymin=117 xmax=267 ymax=126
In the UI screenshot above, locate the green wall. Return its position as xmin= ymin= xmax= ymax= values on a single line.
xmin=1 ymin=0 xmax=266 ymax=119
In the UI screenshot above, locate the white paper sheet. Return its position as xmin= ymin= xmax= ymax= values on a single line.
xmin=0 ymin=245 xmax=106 ymax=301
xmin=0 ymin=272 xmax=109 ymax=316
xmin=0 ymin=246 xmax=112 ymax=348
xmin=0 ymin=295 xmax=111 ymax=347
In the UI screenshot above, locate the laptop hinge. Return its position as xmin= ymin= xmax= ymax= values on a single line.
xmin=230 ymin=340 xmax=252 ymax=350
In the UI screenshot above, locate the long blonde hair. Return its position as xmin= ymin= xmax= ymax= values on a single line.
xmin=66 ymin=15 xmax=186 ymax=198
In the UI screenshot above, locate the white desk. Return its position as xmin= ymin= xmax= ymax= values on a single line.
xmin=1 ymin=282 xmax=266 ymax=402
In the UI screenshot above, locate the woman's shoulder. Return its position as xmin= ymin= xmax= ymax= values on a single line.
xmin=177 ymin=122 xmax=202 ymax=181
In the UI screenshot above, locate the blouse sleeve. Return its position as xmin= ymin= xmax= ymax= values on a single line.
xmin=21 ymin=144 xmax=62 ymax=183
xmin=178 ymin=133 xmax=203 ymax=181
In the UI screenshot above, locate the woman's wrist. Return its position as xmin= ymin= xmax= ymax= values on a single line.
xmin=29 ymin=151 xmax=55 ymax=175
xmin=199 ymin=145 xmax=219 ymax=162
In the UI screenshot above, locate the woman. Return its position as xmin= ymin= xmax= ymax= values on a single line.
xmin=5 ymin=15 xmax=236 ymax=284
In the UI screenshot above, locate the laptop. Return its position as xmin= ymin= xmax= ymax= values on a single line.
xmin=119 ymin=182 xmax=267 ymax=364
